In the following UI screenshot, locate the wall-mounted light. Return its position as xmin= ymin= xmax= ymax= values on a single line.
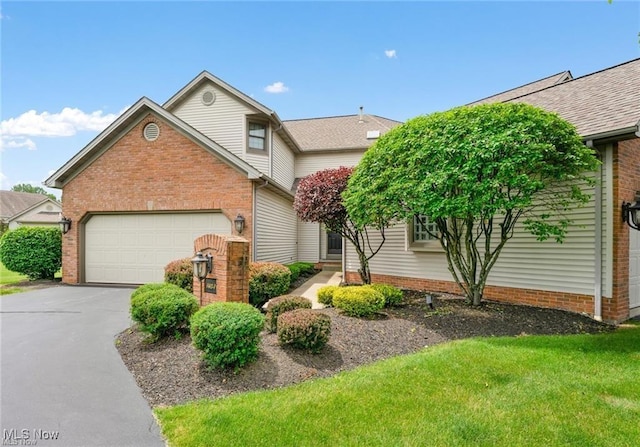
xmin=58 ymin=216 xmax=72 ymax=234
xmin=234 ymin=214 xmax=245 ymax=234
xmin=622 ymin=192 xmax=640 ymax=231
xmin=191 ymin=251 xmax=213 ymax=280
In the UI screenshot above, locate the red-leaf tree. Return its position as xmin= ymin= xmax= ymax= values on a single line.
xmin=293 ymin=166 xmax=386 ymax=284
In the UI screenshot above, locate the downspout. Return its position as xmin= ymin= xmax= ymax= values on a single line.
xmin=589 ymin=140 xmax=603 ymax=321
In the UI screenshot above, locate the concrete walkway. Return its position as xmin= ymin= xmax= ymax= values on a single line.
xmin=290 ymin=270 xmax=342 ymax=309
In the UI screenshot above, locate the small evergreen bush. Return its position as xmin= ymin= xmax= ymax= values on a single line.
xmin=0 ymin=226 xmax=61 ymax=280
xmin=369 ymin=283 xmax=403 ymax=307
xmin=131 ymin=283 xmax=171 ymax=301
xmin=332 ymin=285 xmax=385 ymax=318
xmin=286 ymin=262 xmax=316 ymax=282
xmin=130 ymin=284 xmax=199 ymax=341
xmin=277 ymin=309 xmax=331 ymax=353
xmin=164 ymin=257 xmax=193 ymax=292
xmin=265 ymin=295 xmax=312 ymax=333
xmin=317 ymin=285 xmax=339 ymax=306
xmin=191 ymin=302 xmax=265 ymax=369
xmin=249 ymin=262 xmax=291 ymax=307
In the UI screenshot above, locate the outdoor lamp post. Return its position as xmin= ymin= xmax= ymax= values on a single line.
xmin=58 ymin=216 xmax=72 ymax=234
xmin=234 ymin=214 xmax=245 ymax=234
xmin=622 ymin=192 xmax=640 ymax=231
xmin=191 ymin=251 xmax=213 ymax=305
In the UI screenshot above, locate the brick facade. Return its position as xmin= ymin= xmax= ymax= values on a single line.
xmin=60 ymin=114 xmax=254 ymax=284
xmin=193 ymin=234 xmax=250 ymax=305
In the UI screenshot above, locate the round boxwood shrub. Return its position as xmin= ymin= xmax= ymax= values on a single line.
xmin=191 ymin=302 xmax=265 ymax=369
xmin=131 ymin=282 xmax=171 ymax=300
xmin=249 ymin=262 xmax=292 ymax=307
xmin=277 ymin=309 xmax=331 ymax=353
xmin=130 ymin=284 xmax=199 ymax=341
xmin=317 ymin=285 xmax=339 ymax=306
xmin=0 ymin=226 xmax=61 ymax=280
xmin=164 ymin=257 xmax=193 ymax=292
xmin=369 ymin=283 xmax=403 ymax=307
xmin=265 ymin=295 xmax=312 ymax=333
xmin=332 ymin=285 xmax=385 ymax=318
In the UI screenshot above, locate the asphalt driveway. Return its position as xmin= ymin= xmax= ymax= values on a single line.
xmin=1 ymin=286 xmax=165 ymax=446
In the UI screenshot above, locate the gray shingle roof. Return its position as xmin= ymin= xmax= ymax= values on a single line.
xmin=468 ymin=71 xmax=573 ymax=106
xmin=504 ymin=59 xmax=640 ymax=139
xmin=283 ymin=114 xmax=401 ymax=151
xmin=0 ymin=191 xmax=51 ymax=220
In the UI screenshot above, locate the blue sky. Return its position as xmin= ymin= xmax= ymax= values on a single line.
xmin=1 ymin=1 xmax=639 ymax=199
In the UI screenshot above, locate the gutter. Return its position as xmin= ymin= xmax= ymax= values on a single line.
xmin=582 ymin=122 xmax=640 ymax=143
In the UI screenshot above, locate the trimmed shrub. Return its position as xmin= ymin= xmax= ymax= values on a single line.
xmin=249 ymin=262 xmax=291 ymax=307
xmin=286 ymin=262 xmax=316 ymax=282
xmin=277 ymin=309 xmax=331 ymax=353
xmin=191 ymin=302 xmax=265 ymax=369
xmin=317 ymin=285 xmax=339 ymax=306
xmin=131 ymin=283 xmax=172 ymax=301
xmin=164 ymin=257 xmax=193 ymax=292
xmin=265 ymin=295 xmax=312 ymax=333
xmin=0 ymin=226 xmax=61 ymax=280
xmin=130 ymin=284 xmax=199 ymax=341
xmin=332 ymin=285 xmax=385 ymax=318
xmin=369 ymin=283 xmax=403 ymax=307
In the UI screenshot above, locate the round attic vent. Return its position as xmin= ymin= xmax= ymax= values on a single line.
xmin=202 ymin=90 xmax=216 ymax=106
xmin=143 ymin=123 xmax=160 ymax=141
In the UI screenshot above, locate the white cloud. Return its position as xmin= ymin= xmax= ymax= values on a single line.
xmin=1 ymin=107 xmax=123 ymax=138
xmin=385 ymin=49 xmax=397 ymax=59
xmin=0 ymin=137 xmax=36 ymax=151
xmin=264 ymin=82 xmax=289 ymax=94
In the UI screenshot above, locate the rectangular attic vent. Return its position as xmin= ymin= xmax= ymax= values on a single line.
xmin=366 ymin=130 xmax=381 ymax=139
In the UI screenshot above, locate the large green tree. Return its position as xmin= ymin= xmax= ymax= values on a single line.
xmin=343 ymin=103 xmax=599 ymax=305
xmin=11 ymin=183 xmax=57 ymax=201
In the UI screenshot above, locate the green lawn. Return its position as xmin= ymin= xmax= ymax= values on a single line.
xmin=0 ymin=262 xmax=27 ymax=285
xmin=156 ymin=326 xmax=640 ymax=447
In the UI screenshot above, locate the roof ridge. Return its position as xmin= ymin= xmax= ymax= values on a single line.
xmin=469 ymin=70 xmax=572 ymax=105
xmin=503 ymin=57 xmax=640 ymax=104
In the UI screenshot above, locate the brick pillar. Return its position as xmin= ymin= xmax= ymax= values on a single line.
xmin=192 ymin=234 xmax=250 ymax=306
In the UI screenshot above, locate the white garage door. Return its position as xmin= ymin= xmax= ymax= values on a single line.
xmin=630 ymin=227 xmax=640 ymax=317
xmin=85 ymin=213 xmax=231 ymax=284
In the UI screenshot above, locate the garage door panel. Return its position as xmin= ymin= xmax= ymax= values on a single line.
xmin=85 ymin=213 xmax=231 ymax=284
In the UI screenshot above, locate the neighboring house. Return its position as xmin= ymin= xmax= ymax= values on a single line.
xmin=0 ymin=191 xmax=62 ymax=230
xmin=45 ymin=58 xmax=639 ymax=323
xmin=343 ymin=58 xmax=640 ymax=323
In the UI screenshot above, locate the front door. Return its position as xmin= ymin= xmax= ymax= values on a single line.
xmin=327 ymin=232 xmax=342 ymax=255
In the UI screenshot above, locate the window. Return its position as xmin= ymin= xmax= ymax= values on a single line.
xmin=409 ymin=215 xmax=442 ymax=251
xmin=248 ymin=121 xmax=268 ymax=152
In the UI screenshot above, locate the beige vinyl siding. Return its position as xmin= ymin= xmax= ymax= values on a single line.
xmin=346 ymin=225 xmax=453 ymax=280
xmin=255 ymin=188 xmax=297 ymax=264
xmin=245 ymin=145 xmax=270 ymax=174
xmin=272 ymin=133 xmax=295 ymax=190
xmin=298 ymin=220 xmax=319 ymax=262
xmin=295 ymin=151 xmax=365 ymax=178
xmin=349 ymin=184 xmax=599 ymax=296
xmin=173 ymin=82 xmax=254 ymax=159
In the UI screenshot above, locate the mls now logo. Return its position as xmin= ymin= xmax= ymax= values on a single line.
xmin=3 ymin=428 xmax=60 ymax=445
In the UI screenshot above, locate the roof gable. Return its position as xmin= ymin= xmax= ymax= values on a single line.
xmin=468 ymin=71 xmax=572 ymax=106
xmin=283 ymin=114 xmax=401 ymax=151
xmin=0 ymin=191 xmax=59 ymax=220
xmin=45 ymin=97 xmax=263 ymax=189
xmin=505 ymin=58 xmax=640 ymax=139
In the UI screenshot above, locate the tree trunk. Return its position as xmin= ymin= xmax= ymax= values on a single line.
xmin=472 ymin=288 xmax=482 ymax=306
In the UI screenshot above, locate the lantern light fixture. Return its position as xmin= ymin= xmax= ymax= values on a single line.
xmin=191 ymin=251 xmax=213 ymax=281
xmin=234 ymin=214 xmax=245 ymax=234
xmin=59 ymin=216 xmax=72 ymax=234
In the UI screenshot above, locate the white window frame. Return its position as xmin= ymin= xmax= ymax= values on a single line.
xmin=408 ymin=214 xmax=443 ymax=252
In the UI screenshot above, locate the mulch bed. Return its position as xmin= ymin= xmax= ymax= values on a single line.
xmin=116 ymin=290 xmax=613 ymax=408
